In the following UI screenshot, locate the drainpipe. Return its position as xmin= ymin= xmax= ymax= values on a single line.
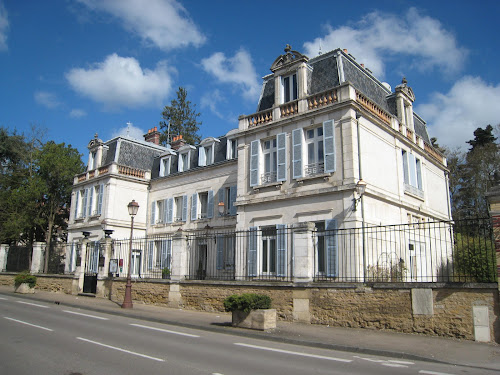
xmin=444 ymin=171 xmax=452 ymax=220
xmin=356 ymin=111 xmax=366 ymax=282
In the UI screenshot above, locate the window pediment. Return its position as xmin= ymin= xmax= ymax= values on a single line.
xmin=270 ymin=45 xmax=309 ymax=73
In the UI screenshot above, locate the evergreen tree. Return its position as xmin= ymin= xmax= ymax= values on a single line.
xmin=159 ymin=87 xmax=202 ymax=145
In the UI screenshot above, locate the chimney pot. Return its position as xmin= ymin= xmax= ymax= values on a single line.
xmin=343 ymin=48 xmax=348 ymax=53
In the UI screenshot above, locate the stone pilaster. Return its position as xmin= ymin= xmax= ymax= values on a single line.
xmin=292 ymin=222 xmax=315 ymax=283
xmin=0 ymin=244 xmax=9 ymax=272
xmin=96 ymin=237 xmax=113 ymax=298
xmin=30 ymin=242 xmax=45 ymax=274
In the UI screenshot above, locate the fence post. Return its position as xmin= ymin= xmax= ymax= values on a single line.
xmin=73 ymin=237 xmax=89 ymax=294
xmin=96 ymin=236 xmax=113 ymax=298
xmin=30 ymin=242 xmax=45 ymax=274
xmin=486 ymin=185 xmax=500 ymax=291
xmin=292 ymin=222 xmax=315 ymax=283
xmin=171 ymin=230 xmax=188 ymax=281
xmin=0 ymin=244 xmax=8 ymax=272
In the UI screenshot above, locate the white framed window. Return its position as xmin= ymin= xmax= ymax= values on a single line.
xmin=227 ymin=138 xmax=238 ymax=160
xmin=88 ymin=151 xmax=97 ymax=171
xmin=402 ymin=149 xmax=423 ymax=197
xmin=199 ymin=138 xmax=219 ymax=167
xmin=216 ymin=234 xmax=235 ymax=270
xmin=247 ymin=225 xmax=287 ymax=277
xmin=191 ymin=190 xmax=214 ymax=220
xmin=160 ymin=157 xmax=171 ymax=177
xmin=178 ymin=152 xmax=190 ymax=172
xmin=156 ymin=200 xmax=165 ymax=224
xmin=90 ymin=184 xmax=104 ymax=216
xmin=305 ymin=126 xmax=324 ymax=176
xmin=314 ymin=220 xmax=338 ymax=277
xmin=174 ymin=195 xmax=188 ymax=222
xmin=249 ymin=133 xmax=286 ymax=187
xmin=281 ymin=73 xmax=298 ymax=103
xmin=218 ymin=186 xmax=237 ymax=216
xmin=292 ymin=120 xmax=335 ymax=179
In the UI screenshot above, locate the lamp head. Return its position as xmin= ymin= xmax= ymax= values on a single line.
xmin=127 ymin=200 xmax=139 ymax=216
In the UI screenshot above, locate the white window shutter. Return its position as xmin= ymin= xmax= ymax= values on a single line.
xmin=292 ymin=128 xmax=303 ymax=179
xmin=167 ymin=197 xmax=174 ymax=223
xmin=74 ymin=192 xmax=79 ymax=219
xmin=229 ymin=186 xmax=237 ymax=216
xmin=277 ymin=133 xmax=287 ymax=181
xmin=402 ymin=150 xmax=409 ymax=185
xmin=247 ymin=227 xmax=258 ymax=277
xmin=150 ymin=201 xmax=156 ymax=224
xmin=250 ymin=140 xmax=260 ymax=187
xmin=216 ymin=235 xmax=224 ymax=270
xmin=191 ymin=193 xmax=197 ymax=221
xmin=323 ymin=120 xmax=336 ymax=173
xmin=207 ymin=190 xmax=214 ymax=218
xmin=409 ymin=153 xmax=417 ymax=187
xmin=82 ymin=189 xmax=88 ymax=218
xmin=97 ymin=184 xmax=104 ymax=215
xmin=325 ymin=219 xmax=338 ymax=277
xmin=276 ymin=224 xmax=287 ymax=276
xmin=88 ymin=187 xmax=94 ymax=216
xmin=182 ymin=195 xmax=188 ymax=222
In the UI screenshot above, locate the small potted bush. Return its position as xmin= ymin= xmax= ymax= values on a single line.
xmin=14 ymin=272 xmax=37 ymax=294
xmin=162 ymin=267 xmax=171 ymax=279
xmin=224 ymin=293 xmax=275 ymax=330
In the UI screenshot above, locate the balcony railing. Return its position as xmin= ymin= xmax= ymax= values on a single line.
xmin=280 ymin=100 xmax=298 ymax=118
xmin=118 ymin=165 xmax=145 ymax=178
xmin=305 ymin=162 xmax=324 ymax=177
xmin=307 ymin=89 xmax=337 ymax=110
xmin=248 ymin=109 xmax=273 ymax=128
xmin=261 ymin=171 xmax=277 ymax=185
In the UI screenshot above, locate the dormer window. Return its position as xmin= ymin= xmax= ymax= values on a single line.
xmin=281 ymin=73 xmax=297 ymax=103
xmin=178 ymin=152 xmax=190 ymax=172
xmin=198 ymin=137 xmax=220 ymax=167
xmin=160 ymin=157 xmax=171 ymax=177
xmin=227 ymin=138 xmax=238 ymax=160
xmin=88 ymin=151 xmax=97 ymax=171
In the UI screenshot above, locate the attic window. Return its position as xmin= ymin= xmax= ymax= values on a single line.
xmin=281 ymin=73 xmax=297 ymax=103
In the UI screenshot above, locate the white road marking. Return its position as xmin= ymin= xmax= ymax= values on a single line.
xmin=63 ymin=310 xmax=109 ymax=320
xmin=4 ymin=316 xmax=53 ymax=331
xmin=76 ymin=337 xmax=164 ymax=362
xmin=16 ymin=301 xmax=49 ymax=308
xmin=382 ymin=363 xmax=408 ymax=368
xmin=234 ymin=343 xmax=352 ymax=363
xmin=0 ymin=296 xmax=8 ymax=300
xmin=419 ymin=371 xmax=455 ymax=375
xmin=388 ymin=360 xmax=415 ymax=365
xmin=353 ymin=356 xmax=385 ymax=363
xmin=130 ymin=323 xmax=200 ymax=337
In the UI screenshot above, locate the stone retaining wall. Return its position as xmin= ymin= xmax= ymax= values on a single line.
xmin=1 ymin=272 xmax=498 ymax=342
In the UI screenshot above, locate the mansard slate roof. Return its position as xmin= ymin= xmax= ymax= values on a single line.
xmin=256 ymin=48 xmax=431 ymax=143
xmin=102 ymin=136 xmax=166 ymax=171
xmin=151 ymin=135 xmax=232 ymax=179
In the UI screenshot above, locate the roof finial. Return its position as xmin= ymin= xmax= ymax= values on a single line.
xmin=318 ymin=40 xmax=323 ymax=55
xmin=94 ymin=133 xmax=98 ymax=139
xmin=284 ymin=44 xmax=292 ymax=53
xmin=402 ymin=77 xmax=408 ymax=85
xmin=126 ymin=121 xmax=132 ymax=137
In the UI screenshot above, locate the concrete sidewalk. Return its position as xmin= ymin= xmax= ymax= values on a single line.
xmin=1 ymin=286 xmax=498 ymax=371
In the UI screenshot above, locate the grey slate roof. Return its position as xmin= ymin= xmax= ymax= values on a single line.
xmin=256 ymin=48 xmax=431 ymax=145
xmin=101 ymin=136 xmax=167 ymax=171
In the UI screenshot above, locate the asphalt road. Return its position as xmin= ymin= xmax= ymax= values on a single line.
xmin=0 ymin=295 xmax=496 ymax=375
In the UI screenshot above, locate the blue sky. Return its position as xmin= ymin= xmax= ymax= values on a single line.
xmin=1 ymin=0 xmax=499 ymax=157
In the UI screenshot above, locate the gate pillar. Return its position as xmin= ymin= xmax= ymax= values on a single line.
xmin=96 ymin=237 xmax=113 ymax=298
xmin=0 ymin=244 xmax=9 ymax=272
xmin=72 ymin=236 xmax=89 ymax=294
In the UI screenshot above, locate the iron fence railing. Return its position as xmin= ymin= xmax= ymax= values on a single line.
xmin=107 ymin=218 xmax=496 ymax=283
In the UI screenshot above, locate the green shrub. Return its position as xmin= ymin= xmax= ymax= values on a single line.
xmin=14 ymin=272 xmax=37 ymax=288
xmin=162 ymin=268 xmax=171 ymax=279
xmin=223 ymin=293 xmax=272 ymax=312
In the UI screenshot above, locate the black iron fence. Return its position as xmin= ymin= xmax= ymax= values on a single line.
xmin=108 ymin=218 xmax=496 ymax=283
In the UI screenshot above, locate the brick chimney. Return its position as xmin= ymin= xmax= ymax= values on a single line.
xmin=144 ymin=126 xmax=160 ymax=145
xmin=170 ymin=134 xmax=186 ymax=150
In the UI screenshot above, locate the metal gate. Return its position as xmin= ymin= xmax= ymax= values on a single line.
xmin=83 ymin=241 xmax=100 ymax=294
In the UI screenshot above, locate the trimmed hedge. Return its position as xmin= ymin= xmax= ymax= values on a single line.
xmin=14 ymin=272 xmax=37 ymax=288
xmin=223 ymin=293 xmax=272 ymax=313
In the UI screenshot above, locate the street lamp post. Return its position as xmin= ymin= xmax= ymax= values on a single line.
xmin=122 ymin=200 xmax=139 ymax=309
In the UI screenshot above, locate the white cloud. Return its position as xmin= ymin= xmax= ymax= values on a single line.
xmin=111 ymin=122 xmax=145 ymax=140
xmin=201 ymin=49 xmax=260 ymax=102
xmin=0 ymin=2 xmax=9 ymax=51
xmin=417 ymin=76 xmax=500 ymax=149
xmin=34 ymin=91 xmax=61 ymax=109
xmin=66 ymin=54 xmax=173 ymax=110
xmin=77 ymin=0 xmax=205 ymax=50
xmin=200 ymin=89 xmax=234 ymax=123
xmin=303 ymin=8 xmax=467 ymax=78
xmin=69 ymin=109 xmax=87 ymax=118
